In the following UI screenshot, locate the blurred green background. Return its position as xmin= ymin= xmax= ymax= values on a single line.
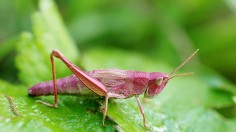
xmin=1 ymin=0 xmax=236 ymax=131
xmin=1 ymin=0 xmax=236 ymax=83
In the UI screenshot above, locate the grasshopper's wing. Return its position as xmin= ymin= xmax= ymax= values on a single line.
xmin=92 ymin=69 xmax=129 ymax=88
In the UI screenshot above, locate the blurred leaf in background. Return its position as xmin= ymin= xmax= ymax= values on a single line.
xmin=0 ymin=0 xmax=34 ymax=82
xmin=0 ymin=0 xmax=236 ymax=131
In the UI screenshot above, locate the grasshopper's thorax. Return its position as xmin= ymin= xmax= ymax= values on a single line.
xmin=144 ymin=72 xmax=169 ymax=98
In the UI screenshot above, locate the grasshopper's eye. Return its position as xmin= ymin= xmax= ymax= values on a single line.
xmin=156 ymin=77 xmax=163 ymax=86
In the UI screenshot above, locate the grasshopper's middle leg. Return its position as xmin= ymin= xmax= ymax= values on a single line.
xmin=103 ymin=93 xmax=125 ymax=126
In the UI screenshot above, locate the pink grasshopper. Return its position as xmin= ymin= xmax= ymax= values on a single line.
xmin=28 ymin=49 xmax=199 ymax=127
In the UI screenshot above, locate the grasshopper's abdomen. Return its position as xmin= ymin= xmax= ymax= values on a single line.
xmin=28 ymin=74 xmax=94 ymax=97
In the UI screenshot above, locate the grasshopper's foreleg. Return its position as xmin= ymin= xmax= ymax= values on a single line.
xmin=135 ymin=95 xmax=146 ymax=127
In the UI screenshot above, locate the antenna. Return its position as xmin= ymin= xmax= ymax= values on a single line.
xmin=169 ymin=49 xmax=199 ymax=78
xmin=168 ymin=72 xmax=193 ymax=80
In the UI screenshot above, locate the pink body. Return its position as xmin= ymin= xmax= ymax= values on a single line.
xmin=28 ymin=69 xmax=169 ymax=98
xmin=28 ymin=49 xmax=198 ymax=127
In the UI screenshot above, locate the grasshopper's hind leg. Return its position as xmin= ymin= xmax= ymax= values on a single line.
xmin=36 ymin=99 xmax=58 ymax=108
xmin=35 ymin=49 xmax=126 ymax=126
xmin=36 ymin=51 xmax=59 ymax=108
xmin=36 ymin=49 xmax=108 ymax=108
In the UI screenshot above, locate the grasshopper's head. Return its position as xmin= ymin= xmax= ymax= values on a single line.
xmin=144 ymin=72 xmax=169 ymax=98
xmin=144 ymin=49 xmax=199 ymax=99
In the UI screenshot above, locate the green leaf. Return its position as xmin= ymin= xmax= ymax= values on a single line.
xmin=32 ymin=0 xmax=78 ymax=55
xmin=0 ymin=80 xmax=115 ymax=131
xmin=226 ymin=118 xmax=236 ymax=132
xmin=0 ymin=36 xmax=19 ymax=61
xmin=15 ymin=0 xmax=79 ymax=86
xmin=2 ymin=0 xmax=236 ymax=131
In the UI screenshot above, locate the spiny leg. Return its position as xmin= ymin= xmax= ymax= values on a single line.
xmin=36 ymin=51 xmax=58 ymax=108
xmin=37 ymin=49 xmax=109 ymax=108
xmin=36 ymin=49 xmax=110 ymax=108
xmin=135 ymin=95 xmax=146 ymax=127
xmin=50 ymin=49 xmax=108 ymax=96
